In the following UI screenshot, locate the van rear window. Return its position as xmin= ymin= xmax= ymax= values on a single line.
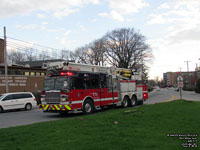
xmin=13 ymin=94 xmax=33 ymax=99
xmin=0 ymin=94 xmax=3 ymax=99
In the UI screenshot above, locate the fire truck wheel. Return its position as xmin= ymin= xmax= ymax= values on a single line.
xmin=129 ymin=96 xmax=137 ymax=107
xmin=25 ymin=103 xmax=32 ymax=110
xmin=137 ymin=100 xmax=143 ymax=105
xmin=122 ymin=96 xmax=128 ymax=108
xmin=83 ymin=99 xmax=94 ymax=114
xmin=59 ymin=111 xmax=68 ymax=116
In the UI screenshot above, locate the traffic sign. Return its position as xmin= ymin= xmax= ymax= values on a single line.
xmin=177 ymin=76 xmax=183 ymax=82
xmin=178 ymin=82 xmax=184 ymax=88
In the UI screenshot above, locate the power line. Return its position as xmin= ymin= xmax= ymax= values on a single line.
xmin=7 ymin=42 xmax=50 ymax=53
xmin=7 ymin=37 xmax=65 ymax=51
xmin=4 ymin=37 xmax=71 ymax=60
xmin=7 ymin=40 xmax=58 ymax=53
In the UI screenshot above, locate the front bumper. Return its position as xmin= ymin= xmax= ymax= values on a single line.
xmin=39 ymin=104 xmax=72 ymax=111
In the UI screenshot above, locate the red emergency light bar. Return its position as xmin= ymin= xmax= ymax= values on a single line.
xmin=60 ymin=72 xmax=73 ymax=76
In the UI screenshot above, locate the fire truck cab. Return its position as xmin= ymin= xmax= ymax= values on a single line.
xmin=39 ymin=62 xmax=148 ymax=114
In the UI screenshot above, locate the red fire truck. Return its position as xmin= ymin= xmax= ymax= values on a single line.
xmin=39 ymin=62 xmax=148 ymax=114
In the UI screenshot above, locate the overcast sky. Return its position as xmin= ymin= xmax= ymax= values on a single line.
xmin=0 ymin=0 xmax=200 ymax=80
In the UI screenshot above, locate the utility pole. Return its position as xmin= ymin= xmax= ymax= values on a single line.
xmin=195 ymin=63 xmax=198 ymax=85
xmin=184 ymin=61 xmax=191 ymax=72
xmin=179 ymin=67 xmax=182 ymax=74
xmin=4 ymin=27 xmax=9 ymax=93
xmin=184 ymin=60 xmax=191 ymax=89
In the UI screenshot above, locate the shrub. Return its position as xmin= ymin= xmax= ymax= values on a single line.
xmin=195 ymin=78 xmax=200 ymax=93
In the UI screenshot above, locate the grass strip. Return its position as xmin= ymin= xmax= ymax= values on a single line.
xmin=0 ymin=100 xmax=199 ymax=150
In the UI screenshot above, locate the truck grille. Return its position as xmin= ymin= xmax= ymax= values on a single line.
xmin=45 ymin=91 xmax=60 ymax=104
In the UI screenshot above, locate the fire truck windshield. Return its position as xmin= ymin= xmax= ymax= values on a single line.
xmin=44 ymin=77 xmax=70 ymax=91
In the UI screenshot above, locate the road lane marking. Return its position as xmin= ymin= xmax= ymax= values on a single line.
xmin=158 ymin=94 xmax=175 ymax=103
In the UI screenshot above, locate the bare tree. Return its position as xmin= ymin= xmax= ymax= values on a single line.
xmin=7 ymin=51 xmax=26 ymax=64
xmin=103 ymin=28 xmax=152 ymax=70
xmin=72 ymin=46 xmax=89 ymax=64
xmin=72 ymin=38 xmax=107 ymax=66
xmin=59 ymin=49 xmax=70 ymax=60
xmin=25 ymin=48 xmax=37 ymax=61
xmin=38 ymin=51 xmax=51 ymax=60
xmin=89 ymin=38 xmax=106 ymax=66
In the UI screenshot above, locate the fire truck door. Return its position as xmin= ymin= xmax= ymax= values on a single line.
xmin=99 ymin=74 xmax=107 ymax=106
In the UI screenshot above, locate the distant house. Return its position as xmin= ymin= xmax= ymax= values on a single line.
xmin=18 ymin=59 xmax=64 ymax=69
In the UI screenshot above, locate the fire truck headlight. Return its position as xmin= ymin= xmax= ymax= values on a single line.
xmin=41 ymin=95 xmax=45 ymax=102
xmin=61 ymin=95 xmax=68 ymax=102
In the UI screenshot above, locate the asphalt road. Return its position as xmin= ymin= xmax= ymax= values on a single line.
xmin=145 ymin=88 xmax=200 ymax=105
xmin=0 ymin=89 xmax=199 ymax=128
xmin=144 ymin=88 xmax=172 ymax=104
xmin=0 ymin=108 xmax=69 ymax=128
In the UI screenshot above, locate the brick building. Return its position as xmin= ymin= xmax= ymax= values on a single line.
xmin=0 ymin=39 xmax=4 ymax=64
xmin=0 ymin=38 xmax=47 ymax=94
xmin=163 ymin=70 xmax=200 ymax=89
xmin=163 ymin=72 xmax=175 ymax=86
xmin=0 ymin=65 xmax=46 ymax=94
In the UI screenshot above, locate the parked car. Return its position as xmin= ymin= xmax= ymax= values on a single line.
xmin=0 ymin=92 xmax=37 ymax=112
xmin=156 ymin=87 xmax=161 ymax=91
xmin=175 ymin=87 xmax=179 ymax=91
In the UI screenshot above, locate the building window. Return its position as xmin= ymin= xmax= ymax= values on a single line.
xmin=36 ymin=72 xmax=40 ymax=76
xmin=15 ymin=71 xmax=24 ymax=75
xmin=30 ymin=72 xmax=35 ymax=76
xmin=0 ymin=70 xmax=4 ymax=75
xmin=25 ymin=72 xmax=30 ymax=76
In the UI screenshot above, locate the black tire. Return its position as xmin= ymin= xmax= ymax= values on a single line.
xmin=25 ymin=103 xmax=32 ymax=110
xmin=129 ymin=95 xmax=137 ymax=107
xmin=59 ymin=111 xmax=69 ymax=116
xmin=137 ymin=100 xmax=143 ymax=105
xmin=0 ymin=106 xmax=3 ymax=112
xmin=122 ymin=96 xmax=129 ymax=108
xmin=83 ymin=99 xmax=94 ymax=114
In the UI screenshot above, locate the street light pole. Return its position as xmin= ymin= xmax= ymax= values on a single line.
xmin=4 ymin=26 xmax=9 ymax=93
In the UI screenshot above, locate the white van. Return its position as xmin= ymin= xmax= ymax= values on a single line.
xmin=0 ymin=92 xmax=37 ymax=112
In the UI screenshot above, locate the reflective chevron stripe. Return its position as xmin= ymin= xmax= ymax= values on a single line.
xmin=45 ymin=105 xmax=49 ymax=110
xmin=39 ymin=104 xmax=71 ymax=111
xmin=64 ymin=105 xmax=71 ymax=110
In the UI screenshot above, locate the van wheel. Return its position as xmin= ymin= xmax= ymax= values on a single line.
xmin=25 ymin=103 xmax=32 ymax=110
xmin=83 ymin=99 xmax=94 ymax=114
xmin=0 ymin=106 xmax=3 ymax=112
xmin=122 ymin=96 xmax=128 ymax=108
xmin=129 ymin=96 xmax=137 ymax=107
